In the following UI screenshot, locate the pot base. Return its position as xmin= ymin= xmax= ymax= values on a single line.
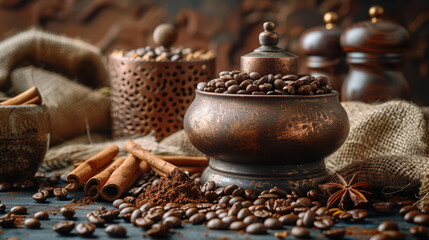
xmin=201 ymin=158 xmax=329 ymax=192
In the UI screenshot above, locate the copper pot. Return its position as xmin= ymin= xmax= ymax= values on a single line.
xmin=184 ymin=90 xmax=349 ymax=190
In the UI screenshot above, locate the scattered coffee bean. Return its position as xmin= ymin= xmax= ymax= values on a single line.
xmin=10 ymin=205 xmax=27 ymax=214
xmin=378 ymin=221 xmax=399 ymax=232
xmin=409 ymin=225 xmax=428 ymax=239
xmin=53 ymin=221 xmax=75 ymax=235
xmin=105 ymin=224 xmax=127 ymax=238
xmin=60 ymin=207 xmax=75 ymax=219
xmin=190 ymin=213 xmax=206 ymax=224
xmin=24 ymin=218 xmax=41 ymax=229
xmin=291 ymin=226 xmax=311 ymax=239
xmin=279 ymin=214 xmax=298 ymax=225
xmin=112 ymin=199 xmax=125 ymax=208
xmin=53 ymin=187 xmax=68 ymax=199
xmin=246 ymin=223 xmax=267 ymax=234
xmin=207 ymin=218 xmax=228 ymax=230
xmin=75 ymin=223 xmax=95 ymax=237
xmin=146 ymin=223 xmax=168 ymax=237
xmin=302 ymin=210 xmax=316 ymax=227
xmin=230 ymin=221 xmax=247 ymax=231
xmin=87 ymin=212 xmax=106 ymax=227
xmin=380 ymin=230 xmax=405 ymax=240
xmin=0 ymin=203 xmax=5 ymax=212
xmin=399 ymin=205 xmax=417 ymax=215
xmin=323 ymin=229 xmax=346 ymax=239
xmin=34 ymin=211 xmax=49 ymax=220
xmin=32 ymin=191 xmax=49 ymax=203
xmin=264 ymin=217 xmax=282 ymax=229
xmin=0 ymin=215 xmax=15 ymax=228
xmin=243 ymin=215 xmax=258 ymax=225
xmin=373 ymin=202 xmax=393 ymax=213
xmin=413 ymin=214 xmax=429 ymax=226
xmin=135 ymin=217 xmax=154 ymax=229
xmin=162 ymin=216 xmax=181 ymax=228
xmin=0 ymin=182 xmax=11 ymax=191
xmin=404 ymin=210 xmax=421 ymax=222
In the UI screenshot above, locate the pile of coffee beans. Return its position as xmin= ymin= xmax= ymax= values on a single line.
xmin=197 ymin=71 xmax=333 ymax=95
xmin=111 ymin=46 xmax=214 ymax=62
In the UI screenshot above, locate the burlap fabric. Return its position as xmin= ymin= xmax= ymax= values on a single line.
xmin=0 ymin=29 xmax=110 ymax=144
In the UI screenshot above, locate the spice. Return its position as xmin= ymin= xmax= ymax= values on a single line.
xmin=136 ymin=168 xmax=206 ymax=207
xmin=319 ymin=173 xmax=372 ymax=210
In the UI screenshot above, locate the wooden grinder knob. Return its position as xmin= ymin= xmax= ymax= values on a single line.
xmin=153 ymin=23 xmax=178 ymax=47
xmin=369 ymin=6 xmax=384 ymax=23
xmin=324 ymin=12 xmax=338 ymax=29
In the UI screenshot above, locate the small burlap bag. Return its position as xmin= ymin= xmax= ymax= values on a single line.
xmin=325 ymin=100 xmax=429 ymax=207
xmin=0 ymin=29 xmax=110 ymax=144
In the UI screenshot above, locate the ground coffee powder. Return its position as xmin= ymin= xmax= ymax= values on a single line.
xmin=136 ymin=168 xmax=206 ymax=207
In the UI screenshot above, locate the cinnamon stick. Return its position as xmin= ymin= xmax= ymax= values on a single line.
xmin=125 ymin=159 xmax=151 ymax=189
xmin=158 ymin=155 xmax=208 ymax=166
xmin=0 ymin=87 xmax=41 ymax=105
xmin=124 ymin=140 xmax=177 ymax=174
xmin=101 ymin=154 xmax=143 ymax=201
xmin=66 ymin=144 xmax=119 ymax=191
xmin=84 ymin=157 xmax=125 ymax=199
xmin=22 ymin=96 xmax=42 ymax=105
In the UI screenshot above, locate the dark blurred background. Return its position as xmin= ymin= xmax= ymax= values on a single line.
xmin=0 ymin=0 xmax=428 ymax=104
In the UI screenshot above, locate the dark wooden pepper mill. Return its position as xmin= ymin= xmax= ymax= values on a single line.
xmin=340 ymin=6 xmax=411 ymax=102
xmin=300 ymin=12 xmax=347 ymax=92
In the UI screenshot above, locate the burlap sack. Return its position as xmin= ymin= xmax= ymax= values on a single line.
xmin=0 ymin=28 xmax=108 ymax=87
xmin=0 ymin=29 xmax=111 ymax=144
xmin=10 ymin=67 xmax=110 ymax=144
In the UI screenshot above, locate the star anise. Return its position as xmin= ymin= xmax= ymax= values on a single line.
xmin=319 ymin=173 xmax=372 ymax=210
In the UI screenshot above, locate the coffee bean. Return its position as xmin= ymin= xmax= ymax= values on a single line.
xmin=378 ymin=221 xmax=399 ymax=232
xmin=105 ymin=224 xmax=127 ymax=237
xmin=123 ymin=196 xmax=135 ymax=203
xmin=291 ymin=226 xmax=311 ymax=239
xmin=351 ymin=210 xmax=368 ymax=221
xmin=229 ymin=221 xmax=247 ymax=231
xmin=232 ymin=187 xmax=245 ymax=197
xmin=279 ymin=214 xmax=298 ymax=225
xmin=24 ymin=218 xmax=41 ymax=229
xmin=97 ymin=209 xmax=119 ymax=222
xmin=135 ymin=217 xmax=154 ymax=229
xmin=0 ymin=182 xmax=11 ymax=191
xmin=302 ymin=210 xmax=316 ymax=227
xmin=264 ymin=218 xmax=282 ymax=229
xmin=130 ymin=209 xmax=142 ymax=224
xmin=118 ymin=202 xmax=135 ymax=211
xmin=380 ymin=230 xmax=405 ymax=240
xmin=314 ymin=219 xmax=333 ymax=230
xmin=246 ymin=222 xmax=267 ymax=234
xmin=204 ymin=211 xmax=217 ymax=221
xmin=32 ymin=191 xmax=49 ymax=203
xmin=222 ymin=215 xmax=238 ymax=226
xmin=112 ymin=199 xmax=125 ymax=208
xmin=10 ymin=205 xmax=27 ymax=214
xmin=87 ymin=212 xmax=106 ymax=227
xmin=236 ymin=208 xmax=251 ymax=220
xmin=414 ymin=214 xmax=429 ymax=226
xmin=295 ymin=197 xmax=312 ymax=208
xmin=75 ymin=223 xmax=95 ymax=237
xmin=323 ymin=229 xmax=345 ymax=239
xmin=409 ymin=225 xmax=428 ymax=239
xmin=229 ymin=196 xmax=244 ymax=205
xmin=224 ymin=185 xmax=238 ymax=195
xmin=241 ymin=201 xmax=253 ymax=208
xmin=338 ymin=212 xmax=352 ymax=221
xmin=0 ymin=216 xmax=15 ymax=228
xmin=0 ymin=203 xmax=6 ymax=212
xmin=404 ymin=210 xmax=421 ymax=222
xmin=207 ymin=218 xmax=228 ymax=230
xmin=373 ymin=202 xmax=393 ymax=213
xmin=276 ymin=206 xmax=293 ymax=214
xmin=243 ymin=215 xmax=258 ymax=225
xmin=254 ymin=209 xmax=271 ymax=220
xmin=162 ymin=216 xmax=181 ymax=228
xmin=316 ymin=207 xmax=328 ymax=216
xmin=190 ymin=213 xmax=206 ymax=224
xmin=60 ymin=207 xmax=75 ymax=219
xmin=34 ymin=211 xmax=49 ymax=220
xmin=53 ymin=187 xmax=68 ymax=199
xmin=146 ymin=223 xmax=168 ymax=237
xmin=422 ymin=205 xmax=429 ymax=214
xmin=53 ymin=221 xmax=75 ymax=235
xmin=250 ymin=72 xmax=261 ymax=80
xmin=306 ymin=190 xmax=319 ymax=201
xmin=185 ymin=207 xmax=198 ymax=218
xmin=370 ymin=234 xmax=389 ymax=240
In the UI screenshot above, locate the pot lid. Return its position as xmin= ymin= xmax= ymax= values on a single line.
xmin=341 ymin=6 xmax=410 ymax=54
xmin=300 ymin=12 xmax=344 ymax=58
xmin=242 ymin=22 xmax=296 ymax=59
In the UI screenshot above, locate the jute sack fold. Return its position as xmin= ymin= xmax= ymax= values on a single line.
xmin=10 ymin=67 xmax=110 ymax=144
xmin=0 ymin=28 xmax=108 ymax=87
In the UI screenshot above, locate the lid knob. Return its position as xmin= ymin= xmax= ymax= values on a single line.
xmin=324 ymin=12 xmax=338 ymax=29
xmin=153 ymin=23 xmax=178 ymax=47
xmin=256 ymin=22 xmax=282 ymax=52
xmin=369 ymin=5 xmax=384 ymax=23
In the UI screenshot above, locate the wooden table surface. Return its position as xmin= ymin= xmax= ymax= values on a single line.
xmin=0 ymin=188 xmax=422 ymax=240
